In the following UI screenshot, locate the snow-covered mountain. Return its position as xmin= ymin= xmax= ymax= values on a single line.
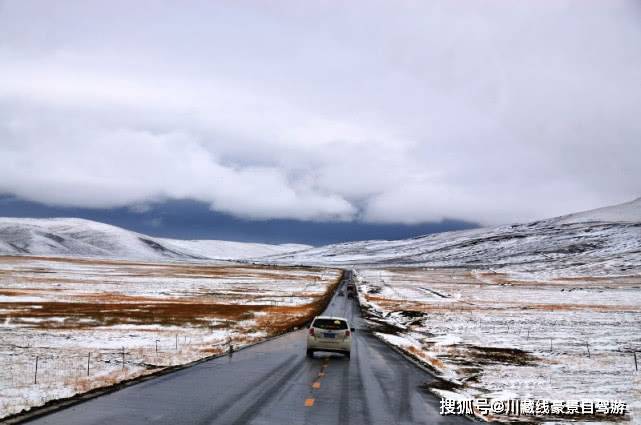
xmin=0 ymin=217 xmax=310 ymax=261
xmin=2 ymin=198 xmax=639 ymax=275
xmin=265 ymin=198 xmax=641 ymax=277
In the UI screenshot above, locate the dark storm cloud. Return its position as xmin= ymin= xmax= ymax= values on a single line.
xmin=0 ymin=197 xmax=479 ymax=244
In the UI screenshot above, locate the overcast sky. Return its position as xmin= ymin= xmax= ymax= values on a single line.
xmin=1 ymin=0 xmax=640 ymax=229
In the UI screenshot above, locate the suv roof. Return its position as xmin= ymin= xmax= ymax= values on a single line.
xmin=314 ymin=316 xmax=349 ymax=322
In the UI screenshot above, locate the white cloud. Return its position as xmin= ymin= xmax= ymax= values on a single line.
xmin=1 ymin=0 xmax=640 ymax=225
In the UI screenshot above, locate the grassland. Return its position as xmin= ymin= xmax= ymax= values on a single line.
xmin=0 ymin=256 xmax=341 ymax=418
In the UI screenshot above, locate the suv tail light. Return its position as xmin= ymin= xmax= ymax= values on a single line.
xmin=345 ymin=330 xmax=351 ymax=337
xmin=309 ymin=328 xmax=315 ymax=336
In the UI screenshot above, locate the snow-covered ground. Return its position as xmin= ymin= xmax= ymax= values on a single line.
xmin=0 ymin=217 xmax=310 ymax=261
xmin=266 ymin=198 xmax=641 ymax=279
xmin=0 ymin=256 xmax=340 ymax=418
xmin=356 ymin=268 xmax=641 ymax=423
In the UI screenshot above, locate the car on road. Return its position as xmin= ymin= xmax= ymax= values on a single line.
xmin=307 ymin=316 xmax=353 ymax=359
xmin=338 ymin=290 xmax=344 ymax=296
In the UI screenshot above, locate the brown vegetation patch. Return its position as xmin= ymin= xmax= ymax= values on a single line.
xmin=7 ymin=276 xmax=101 ymax=285
xmin=0 ymin=255 xmax=183 ymax=268
xmin=517 ymin=303 xmax=641 ymax=312
xmin=364 ymin=296 xmax=482 ymax=313
xmin=199 ymin=347 xmax=224 ymax=354
xmin=406 ymin=346 xmax=445 ymax=369
xmin=366 ymin=293 xmax=641 ymax=314
xmin=554 ymin=275 xmax=641 ymax=284
xmin=2 ymin=301 xmax=268 ymax=328
xmin=460 ymin=345 xmax=538 ymax=366
xmin=0 ymin=268 xmax=342 ymax=332
xmin=75 ymin=293 xmax=206 ymax=304
xmin=0 ymin=255 xmax=330 ymax=277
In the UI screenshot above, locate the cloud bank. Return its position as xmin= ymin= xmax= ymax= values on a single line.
xmin=1 ymin=1 xmax=640 ymax=225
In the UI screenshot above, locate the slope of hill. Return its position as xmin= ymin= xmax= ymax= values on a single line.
xmin=265 ymin=198 xmax=641 ymax=277
xmin=556 ymin=196 xmax=641 ymax=224
xmin=155 ymin=238 xmax=310 ymax=260
xmin=0 ymin=217 xmax=310 ymax=261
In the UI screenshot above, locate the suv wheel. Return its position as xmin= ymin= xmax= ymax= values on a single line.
xmin=306 ymin=349 xmax=314 ymax=358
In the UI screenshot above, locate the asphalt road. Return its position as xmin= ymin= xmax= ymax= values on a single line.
xmin=27 ymin=272 xmax=470 ymax=425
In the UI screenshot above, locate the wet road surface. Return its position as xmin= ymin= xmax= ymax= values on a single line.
xmin=27 ymin=272 xmax=470 ymax=425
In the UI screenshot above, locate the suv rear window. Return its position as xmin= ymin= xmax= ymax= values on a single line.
xmin=313 ymin=318 xmax=348 ymax=330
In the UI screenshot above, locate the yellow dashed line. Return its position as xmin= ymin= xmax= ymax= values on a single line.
xmin=308 ymin=361 xmax=328 ymax=405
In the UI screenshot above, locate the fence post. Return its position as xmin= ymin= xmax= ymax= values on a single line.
xmin=635 ymin=352 xmax=638 ymax=372
xmin=550 ymin=338 xmax=553 ymax=352
xmin=586 ymin=342 xmax=590 ymax=358
xmin=34 ymin=356 xmax=39 ymax=384
xmin=87 ymin=352 xmax=91 ymax=376
xmin=122 ymin=347 xmax=125 ymax=370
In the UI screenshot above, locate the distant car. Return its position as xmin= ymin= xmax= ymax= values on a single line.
xmin=307 ymin=316 xmax=353 ymax=359
xmin=347 ymin=292 xmax=354 ymax=299
xmin=338 ymin=290 xmax=344 ymax=296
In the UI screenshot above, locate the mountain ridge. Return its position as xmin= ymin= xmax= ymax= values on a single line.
xmin=262 ymin=197 xmax=641 ymax=277
xmin=0 ymin=217 xmax=310 ymax=261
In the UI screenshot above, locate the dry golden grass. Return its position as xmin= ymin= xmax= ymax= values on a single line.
xmin=364 ymin=294 xmax=641 ymax=315
xmin=406 ymin=346 xmax=446 ymax=369
xmin=5 ymin=294 xmax=339 ymax=330
xmin=0 ymin=255 xmax=325 ymax=275
xmin=0 ymin=256 xmax=342 ymax=334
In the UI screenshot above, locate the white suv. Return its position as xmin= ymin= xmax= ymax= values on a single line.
xmin=306 ymin=316 xmax=353 ymax=359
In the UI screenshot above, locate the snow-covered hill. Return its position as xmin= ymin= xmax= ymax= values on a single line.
xmin=0 ymin=217 xmax=310 ymax=261
xmin=556 ymin=196 xmax=641 ymax=224
xmin=265 ymin=198 xmax=641 ymax=277
xmin=155 ymin=238 xmax=310 ymax=260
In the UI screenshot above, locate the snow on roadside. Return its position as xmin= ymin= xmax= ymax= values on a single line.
xmin=356 ymin=268 xmax=641 ymax=424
